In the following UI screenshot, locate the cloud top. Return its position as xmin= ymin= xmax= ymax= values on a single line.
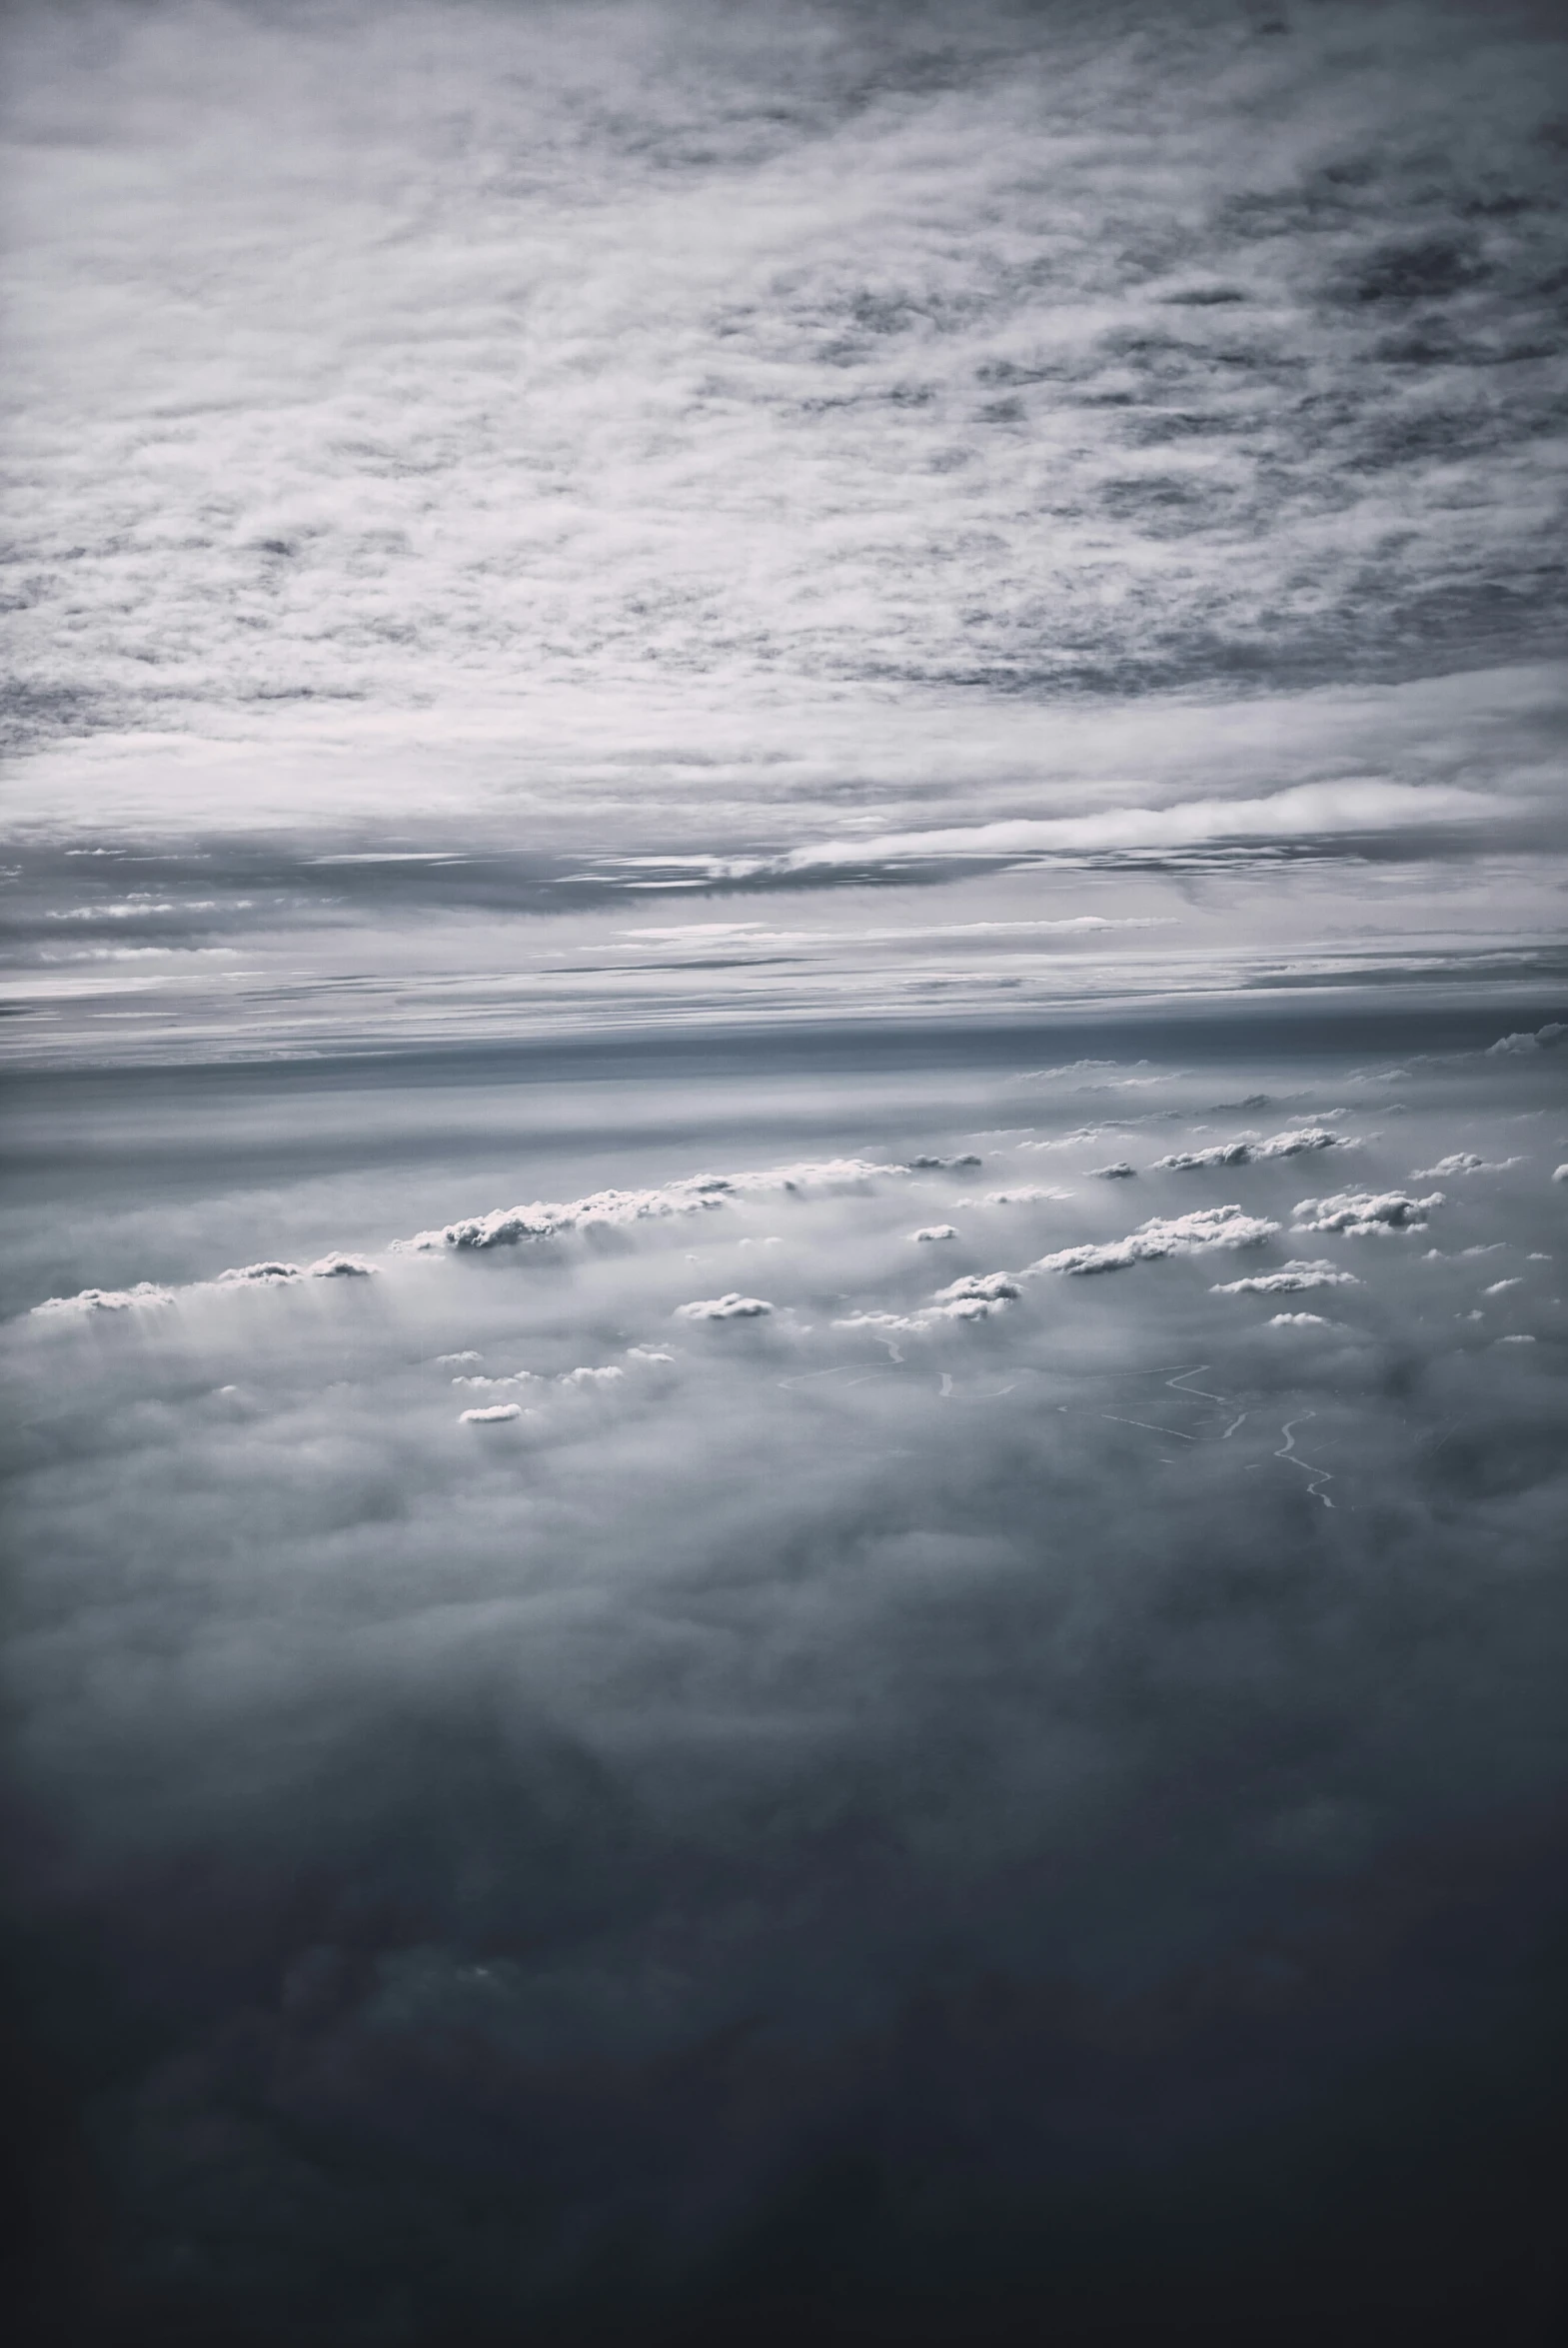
xmin=1029 ymin=1205 xmax=1279 ymax=1277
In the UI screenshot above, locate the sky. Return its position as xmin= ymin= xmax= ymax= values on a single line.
xmin=2 ymin=4 xmax=1567 ymax=2343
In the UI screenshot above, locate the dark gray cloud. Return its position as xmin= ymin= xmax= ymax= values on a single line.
xmin=5 ymin=1019 xmax=1568 ymax=2341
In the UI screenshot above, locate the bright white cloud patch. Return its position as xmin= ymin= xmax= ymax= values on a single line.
xmin=675 ymin=1292 xmax=774 ymax=1320
xmin=1410 ymin=1154 xmax=1522 ymax=1177
xmin=1153 ymin=1129 xmax=1350 ymax=1172
xmin=1212 ymin=1260 xmax=1360 ymax=1296
xmin=402 ymin=1160 xmax=908 ymax=1252
xmin=1029 ymin=1205 xmax=1279 ymax=1277
xmin=1291 ymin=1190 xmax=1445 ymax=1235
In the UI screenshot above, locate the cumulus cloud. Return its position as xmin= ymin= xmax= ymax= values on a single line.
xmin=982 ymin=1186 xmax=1071 ymax=1205
xmin=1267 ymin=1312 xmax=1332 ymax=1327
xmin=674 ymin=1291 xmax=773 ymax=1320
xmin=32 ymin=1280 xmax=175 ymax=1316
xmin=1292 ymin=1189 xmax=1445 ymax=1234
xmin=458 ymin=1401 xmax=525 ymax=1424
xmin=911 ymin=1224 xmax=958 ymax=1241
xmin=1411 ymin=1153 xmax=1523 ymax=1176
xmin=1153 ymin=1128 xmax=1350 ymax=1172
xmin=402 ymin=1160 xmax=907 ymax=1253
xmin=928 ymin=1271 xmax=1024 ymax=1319
xmin=1212 ymin=1259 xmax=1361 ymax=1296
xmin=1089 ymin=1163 xmax=1137 ymax=1179
xmin=1487 ymin=1023 xmax=1566 ymax=1057
xmin=1029 ymin=1204 xmax=1279 ymax=1276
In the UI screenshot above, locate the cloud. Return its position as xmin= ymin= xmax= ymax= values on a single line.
xmin=1410 ymin=1153 xmax=1523 ymax=1177
xmin=1291 ymin=1189 xmax=1445 ymax=1234
xmin=32 ymin=1280 xmax=176 ymax=1316
xmin=1212 ymin=1260 xmax=1360 ymax=1296
xmin=1267 ymin=1312 xmax=1332 ymax=1327
xmin=982 ymin=1186 xmax=1072 ymax=1205
xmin=1153 ymin=1128 xmax=1351 ymax=1172
xmin=1089 ymin=1163 xmax=1138 ymax=1179
xmin=458 ymin=1401 xmax=525 ymax=1424
xmin=928 ymin=1271 xmax=1024 ymax=1319
xmin=1487 ymin=1023 xmax=1566 ymax=1057
xmin=1482 ymin=1278 xmax=1524 ymax=1296
xmin=750 ymin=785 xmax=1512 ymax=881
xmin=1029 ymin=1204 xmax=1279 ymax=1276
xmin=401 ymin=1159 xmax=908 ymax=1253
xmin=674 ymin=1292 xmax=773 ymax=1320
xmin=910 ymin=1225 xmax=958 ymax=1241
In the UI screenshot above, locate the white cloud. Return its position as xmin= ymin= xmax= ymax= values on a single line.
xmin=675 ymin=1292 xmax=773 ymax=1320
xmin=559 ymin=1365 xmax=626 ymax=1388
xmin=1482 ymin=1278 xmax=1524 ymax=1296
xmin=1028 ymin=1205 xmax=1278 ymax=1277
xmin=458 ymin=1402 xmax=525 ymax=1424
xmin=1267 ymin=1313 xmax=1332 ymax=1327
xmin=1088 ymin=1164 xmax=1137 ymax=1180
xmin=1291 ymin=1190 xmax=1444 ymax=1235
xmin=982 ymin=1187 xmax=1071 ymax=1206
xmin=32 ymin=1280 xmax=176 ymax=1317
xmin=1212 ymin=1260 xmax=1360 ymax=1296
xmin=928 ymin=1272 xmax=1023 ymax=1319
xmin=1153 ymin=1128 xmax=1350 ymax=1173
xmin=401 ymin=1159 xmax=907 ymax=1253
xmin=1410 ymin=1153 xmax=1522 ymax=1177
xmin=910 ymin=1225 xmax=958 ymax=1242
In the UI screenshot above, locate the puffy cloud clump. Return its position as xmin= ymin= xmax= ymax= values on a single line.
xmin=982 ymin=1186 xmax=1071 ymax=1205
xmin=1212 ymin=1259 xmax=1360 ymax=1296
xmin=1487 ymin=1023 xmax=1565 ymax=1057
xmin=1154 ymin=1129 xmax=1349 ymax=1172
xmin=559 ymin=1365 xmax=625 ymax=1388
xmin=911 ymin=1224 xmax=958 ymax=1242
xmin=1029 ymin=1205 xmax=1278 ymax=1277
xmin=307 ymin=1251 xmax=378 ymax=1277
xmin=928 ymin=1271 xmax=1023 ymax=1320
xmin=458 ymin=1402 xmax=525 ymax=1424
xmin=1292 ymin=1190 xmax=1443 ymax=1234
xmin=402 ymin=1160 xmax=908 ymax=1251
xmin=1089 ymin=1163 xmax=1137 ymax=1180
xmin=32 ymin=1280 xmax=175 ymax=1317
xmin=834 ymin=1270 xmax=1023 ymax=1340
xmin=1410 ymin=1153 xmax=1522 ymax=1177
xmin=1268 ymin=1312 xmax=1332 ymax=1327
xmin=675 ymin=1292 xmax=773 ymax=1320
